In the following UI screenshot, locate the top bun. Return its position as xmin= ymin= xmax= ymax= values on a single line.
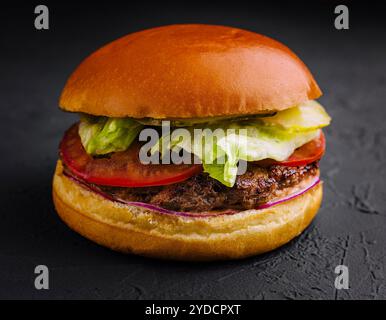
xmin=60 ymin=24 xmax=322 ymax=119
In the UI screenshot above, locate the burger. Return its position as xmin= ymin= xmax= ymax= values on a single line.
xmin=53 ymin=24 xmax=331 ymax=260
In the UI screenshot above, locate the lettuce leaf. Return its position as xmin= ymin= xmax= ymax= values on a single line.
xmin=78 ymin=116 xmax=143 ymax=155
xmin=258 ymin=100 xmax=331 ymax=131
xmin=78 ymin=100 xmax=330 ymax=186
xmin=152 ymin=124 xmax=321 ymax=187
xmin=203 ymin=126 xmax=320 ymax=186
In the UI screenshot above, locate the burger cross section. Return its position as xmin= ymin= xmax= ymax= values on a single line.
xmin=53 ymin=24 xmax=331 ymax=260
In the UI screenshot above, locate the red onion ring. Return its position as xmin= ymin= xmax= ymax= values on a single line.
xmin=63 ymin=171 xmax=320 ymax=218
xmin=255 ymin=176 xmax=320 ymax=209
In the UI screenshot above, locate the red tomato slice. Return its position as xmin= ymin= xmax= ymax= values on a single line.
xmin=60 ymin=124 xmax=202 ymax=187
xmin=255 ymin=131 xmax=326 ymax=167
xmin=279 ymin=131 xmax=325 ymax=166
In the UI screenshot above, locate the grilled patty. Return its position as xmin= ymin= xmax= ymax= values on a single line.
xmin=71 ymin=162 xmax=319 ymax=212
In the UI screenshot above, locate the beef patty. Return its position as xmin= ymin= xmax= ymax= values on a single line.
xmin=66 ymin=162 xmax=319 ymax=212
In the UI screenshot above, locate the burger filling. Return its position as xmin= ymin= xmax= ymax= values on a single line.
xmin=60 ymin=100 xmax=331 ymax=213
xmin=63 ymin=161 xmax=318 ymax=212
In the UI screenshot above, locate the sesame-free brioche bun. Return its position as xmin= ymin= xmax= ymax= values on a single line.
xmin=52 ymin=160 xmax=322 ymax=261
xmin=59 ymin=24 xmax=321 ymax=119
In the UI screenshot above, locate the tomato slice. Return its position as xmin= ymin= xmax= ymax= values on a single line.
xmin=60 ymin=124 xmax=202 ymax=187
xmin=279 ymin=131 xmax=325 ymax=166
xmin=255 ymin=131 xmax=326 ymax=167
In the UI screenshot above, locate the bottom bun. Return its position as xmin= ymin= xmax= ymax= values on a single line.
xmin=52 ymin=160 xmax=322 ymax=261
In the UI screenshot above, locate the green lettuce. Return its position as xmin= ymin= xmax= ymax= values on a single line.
xmin=203 ymin=126 xmax=320 ymax=186
xmin=78 ymin=116 xmax=143 ymax=155
xmin=78 ymin=101 xmax=330 ymax=187
xmin=151 ymin=101 xmax=330 ymax=186
xmin=152 ymin=124 xmax=320 ymax=187
xmin=258 ymin=100 xmax=331 ymax=131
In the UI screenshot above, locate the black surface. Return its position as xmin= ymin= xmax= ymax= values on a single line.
xmin=1 ymin=1 xmax=386 ymax=299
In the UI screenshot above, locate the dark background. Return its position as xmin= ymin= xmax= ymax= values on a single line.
xmin=1 ymin=1 xmax=386 ymax=299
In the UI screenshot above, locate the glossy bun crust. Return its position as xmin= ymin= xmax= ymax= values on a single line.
xmin=53 ymin=161 xmax=322 ymax=261
xmin=60 ymin=24 xmax=321 ymax=119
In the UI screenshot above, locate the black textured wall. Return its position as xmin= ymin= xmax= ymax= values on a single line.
xmin=1 ymin=1 xmax=385 ymax=299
